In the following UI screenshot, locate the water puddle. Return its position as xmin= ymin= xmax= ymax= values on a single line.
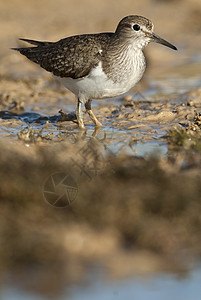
xmin=1 ymin=267 xmax=201 ymax=300
xmin=68 ymin=267 xmax=201 ymax=300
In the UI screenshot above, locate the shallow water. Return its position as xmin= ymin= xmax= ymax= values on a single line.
xmin=68 ymin=267 xmax=201 ymax=300
xmin=2 ymin=267 xmax=201 ymax=300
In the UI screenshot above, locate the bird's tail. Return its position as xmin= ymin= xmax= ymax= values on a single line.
xmin=12 ymin=38 xmax=53 ymax=50
xmin=11 ymin=38 xmax=53 ymax=64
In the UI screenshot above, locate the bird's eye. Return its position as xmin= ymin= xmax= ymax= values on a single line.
xmin=133 ymin=24 xmax=140 ymax=31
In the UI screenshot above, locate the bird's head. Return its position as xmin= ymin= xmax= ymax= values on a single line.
xmin=115 ymin=15 xmax=177 ymax=51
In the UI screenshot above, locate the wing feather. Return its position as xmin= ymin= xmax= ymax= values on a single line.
xmin=12 ymin=33 xmax=113 ymax=79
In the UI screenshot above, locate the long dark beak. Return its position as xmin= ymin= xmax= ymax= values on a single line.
xmin=151 ymin=32 xmax=177 ymax=50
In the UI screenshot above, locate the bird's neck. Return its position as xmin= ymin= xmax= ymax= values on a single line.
xmin=102 ymin=36 xmax=146 ymax=84
xmin=108 ymin=34 xmax=145 ymax=53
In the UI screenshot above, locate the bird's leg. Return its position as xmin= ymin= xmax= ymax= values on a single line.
xmin=85 ymin=100 xmax=102 ymax=127
xmin=76 ymin=99 xmax=85 ymax=129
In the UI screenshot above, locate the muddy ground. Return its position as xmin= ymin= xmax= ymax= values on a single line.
xmin=1 ymin=0 xmax=201 ymax=297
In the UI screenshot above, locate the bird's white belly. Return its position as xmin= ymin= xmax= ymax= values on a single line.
xmin=55 ymin=55 xmax=145 ymax=102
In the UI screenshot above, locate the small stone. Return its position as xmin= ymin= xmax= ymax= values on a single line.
xmin=123 ymin=95 xmax=134 ymax=107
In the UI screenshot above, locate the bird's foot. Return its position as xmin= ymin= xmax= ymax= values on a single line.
xmin=87 ymin=110 xmax=102 ymax=127
xmin=77 ymin=119 xmax=85 ymax=129
xmin=85 ymin=100 xmax=102 ymax=127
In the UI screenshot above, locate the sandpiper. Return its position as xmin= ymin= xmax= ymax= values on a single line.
xmin=13 ymin=15 xmax=177 ymax=129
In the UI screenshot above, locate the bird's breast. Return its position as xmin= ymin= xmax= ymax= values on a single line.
xmin=55 ymin=48 xmax=146 ymax=101
xmin=102 ymin=45 xmax=146 ymax=87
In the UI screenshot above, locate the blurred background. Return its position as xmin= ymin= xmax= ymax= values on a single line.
xmin=1 ymin=1 xmax=201 ymax=299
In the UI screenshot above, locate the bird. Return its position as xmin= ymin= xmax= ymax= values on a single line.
xmin=12 ymin=15 xmax=177 ymax=129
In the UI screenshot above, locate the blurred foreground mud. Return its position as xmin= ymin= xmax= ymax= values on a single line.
xmin=1 ymin=134 xmax=201 ymax=294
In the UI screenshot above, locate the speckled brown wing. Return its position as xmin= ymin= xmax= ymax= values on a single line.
xmin=13 ymin=33 xmax=113 ymax=79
